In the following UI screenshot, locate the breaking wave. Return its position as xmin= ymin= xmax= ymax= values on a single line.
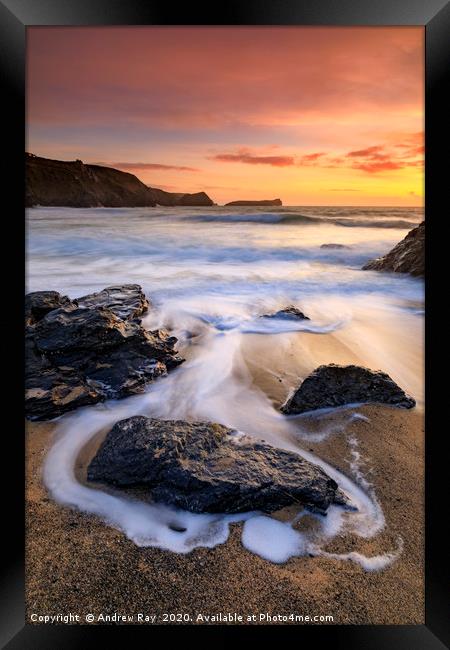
xmin=185 ymin=213 xmax=418 ymax=229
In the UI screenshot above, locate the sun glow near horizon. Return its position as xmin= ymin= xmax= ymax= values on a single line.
xmin=27 ymin=26 xmax=424 ymax=206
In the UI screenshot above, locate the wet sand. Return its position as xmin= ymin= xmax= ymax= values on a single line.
xmin=26 ymin=400 xmax=424 ymax=625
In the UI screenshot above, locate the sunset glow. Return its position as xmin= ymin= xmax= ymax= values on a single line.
xmin=27 ymin=26 xmax=424 ymax=206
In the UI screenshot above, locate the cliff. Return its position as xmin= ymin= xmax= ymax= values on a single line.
xmin=26 ymin=154 xmax=214 ymax=208
xmin=362 ymin=221 xmax=424 ymax=277
xmin=176 ymin=191 xmax=214 ymax=206
xmin=224 ymin=198 xmax=282 ymax=207
xmin=148 ymin=187 xmax=214 ymax=207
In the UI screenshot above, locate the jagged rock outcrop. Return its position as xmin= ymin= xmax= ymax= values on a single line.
xmin=25 ymin=285 xmax=183 ymax=420
xmin=87 ymin=416 xmax=348 ymax=514
xmin=26 ymin=153 xmax=214 ymax=208
xmin=25 ymin=290 xmax=72 ymax=326
xmin=225 ymin=199 xmax=282 ymax=206
xmin=281 ymin=364 xmax=416 ymax=415
xmin=261 ymin=305 xmax=310 ymax=321
xmin=362 ymin=221 xmax=424 ymax=276
xmin=76 ymin=285 xmax=150 ymax=321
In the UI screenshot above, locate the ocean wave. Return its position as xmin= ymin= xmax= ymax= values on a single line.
xmin=184 ymin=213 xmax=418 ymax=229
xmin=333 ymin=218 xmax=417 ymax=229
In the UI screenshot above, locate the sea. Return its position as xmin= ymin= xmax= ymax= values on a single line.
xmin=26 ymin=205 xmax=424 ymax=566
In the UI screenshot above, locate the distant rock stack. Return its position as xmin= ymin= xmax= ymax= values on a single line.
xmin=362 ymin=221 xmax=424 ymax=277
xmin=224 ymin=199 xmax=282 ymax=206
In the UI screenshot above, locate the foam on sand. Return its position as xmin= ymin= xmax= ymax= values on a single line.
xmin=242 ymin=516 xmax=306 ymax=563
xmin=44 ymin=308 xmax=398 ymax=569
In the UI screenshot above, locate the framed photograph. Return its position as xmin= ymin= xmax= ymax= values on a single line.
xmin=1 ymin=0 xmax=448 ymax=647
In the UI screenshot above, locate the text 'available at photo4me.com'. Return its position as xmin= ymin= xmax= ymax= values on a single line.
xmin=29 ymin=611 xmax=335 ymax=624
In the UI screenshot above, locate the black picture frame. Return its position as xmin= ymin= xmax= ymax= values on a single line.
xmin=1 ymin=0 xmax=448 ymax=647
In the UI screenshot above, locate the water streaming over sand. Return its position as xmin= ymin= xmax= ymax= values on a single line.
xmin=27 ymin=205 xmax=424 ymax=567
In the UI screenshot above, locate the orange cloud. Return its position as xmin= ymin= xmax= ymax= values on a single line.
xmin=347 ymin=145 xmax=385 ymax=158
xmin=209 ymin=139 xmax=423 ymax=175
xmin=211 ymin=151 xmax=295 ymax=167
xmin=298 ymin=152 xmax=326 ymax=164
xmin=343 ymin=140 xmax=423 ymax=173
xmin=352 ymin=160 xmax=403 ymax=173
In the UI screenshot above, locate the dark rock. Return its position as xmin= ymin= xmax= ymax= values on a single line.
xmin=362 ymin=221 xmax=424 ymax=276
xmin=77 ymin=284 xmax=150 ymax=321
xmin=281 ymin=364 xmax=415 ymax=415
xmin=25 ymin=290 xmax=73 ymax=325
xmin=225 ymin=199 xmax=282 ymax=206
xmin=25 ymin=285 xmax=183 ymax=420
xmin=87 ymin=416 xmax=347 ymax=514
xmin=262 ymin=305 xmax=310 ymax=321
xmin=25 ymin=341 xmax=101 ymax=419
xmin=320 ymin=243 xmax=350 ymax=250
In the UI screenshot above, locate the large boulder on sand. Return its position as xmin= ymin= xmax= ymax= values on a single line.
xmin=25 ymin=285 xmax=183 ymax=420
xmin=87 ymin=416 xmax=347 ymax=514
xmin=281 ymin=364 xmax=416 ymax=415
xmin=362 ymin=221 xmax=424 ymax=276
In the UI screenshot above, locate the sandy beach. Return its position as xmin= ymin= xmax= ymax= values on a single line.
xmin=26 ymin=398 xmax=424 ymax=625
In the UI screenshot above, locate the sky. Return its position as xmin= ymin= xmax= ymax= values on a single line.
xmin=27 ymin=26 xmax=424 ymax=206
